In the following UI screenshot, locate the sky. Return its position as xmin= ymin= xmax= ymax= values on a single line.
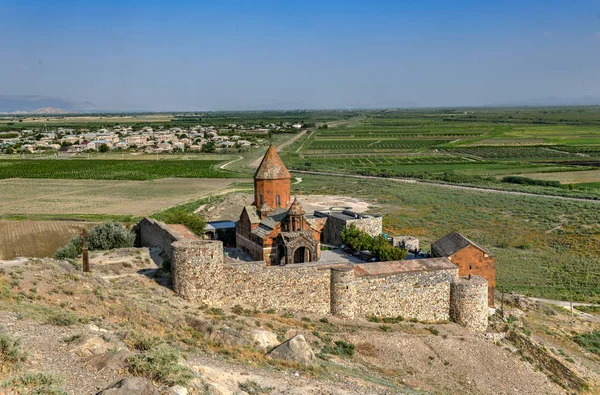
xmin=1 ymin=0 xmax=600 ymax=111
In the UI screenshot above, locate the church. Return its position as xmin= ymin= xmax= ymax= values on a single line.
xmin=235 ymin=146 xmax=321 ymax=265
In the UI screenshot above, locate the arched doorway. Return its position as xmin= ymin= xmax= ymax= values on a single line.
xmin=277 ymin=244 xmax=286 ymax=265
xmin=293 ymin=246 xmax=311 ymax=263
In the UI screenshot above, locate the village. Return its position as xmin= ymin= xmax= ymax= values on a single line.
xmin=0 ymin=121 xmax=306 ymax=154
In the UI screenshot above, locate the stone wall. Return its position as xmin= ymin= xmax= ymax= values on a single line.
xmin=450 ymin=275 xmax=489 ymax=332
xmin=352 ymin=215 xmax=383 ymax=238
xmin=136 ymin=217 xmax=199 ymax=262
xmin=352 ymin=267 xmax=458 ymax=322
xmin=172 ymin=240 xmax=331 ymax=315
xmin=330 ymin=266 xmax=356 ymax=318
xmin=389 ymin=235 xmax=419 ymax=252
xmin=139 ymin=220 xmax=485 ymax=331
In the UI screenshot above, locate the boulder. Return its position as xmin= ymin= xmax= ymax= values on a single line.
xmin=96 ymin=377 xmax=159 ymax=395
xmin=72 ymin=335 xmax=113 ymax=358
xmin=249 ymin=329 xmax=279 ymax=352
xmin=165 ymin=385 xmax=188 ymax=395
xmin=87 ymin=349 xmax=133 ymax=371
xmin=267 ymin=334 xmax=316 ymax=366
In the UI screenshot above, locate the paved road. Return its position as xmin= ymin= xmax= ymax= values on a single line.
xmin=290 ymin=169 xmax=600 ymax=204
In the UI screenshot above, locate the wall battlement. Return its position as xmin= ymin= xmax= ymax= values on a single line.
xmin=136 ymin=218 xmax=489 ymax=331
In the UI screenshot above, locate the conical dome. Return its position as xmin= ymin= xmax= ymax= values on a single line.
xmin=287 ymin=198 xmax=305 ymax=216
xmin=254 ymin=145 xmax=291 ymax=180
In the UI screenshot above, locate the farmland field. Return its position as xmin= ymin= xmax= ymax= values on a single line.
xmin=0 ymin=159 xmax=234 ymax=180
xmin=0 ymin=220 xmax=95 ymax=259
xmin=0 ymin=178 xmax=248 ymax=216
xmin=279 ymin=107 xmax=600 ymax=198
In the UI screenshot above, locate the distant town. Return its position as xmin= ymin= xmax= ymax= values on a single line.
xmin=0 ymin=121 xmax=307 ymax=155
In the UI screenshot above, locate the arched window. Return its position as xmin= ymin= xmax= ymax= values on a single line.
xmin=259 ymin=195 xmax=263 ymax=205
xmin=276 ymin=195 xmax=280 ymax=206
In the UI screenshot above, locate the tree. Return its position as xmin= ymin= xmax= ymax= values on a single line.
xmin=201 ymin=141 xmax=216 ymax=153
xmin=99 ymin=143 xmax=110 ymax=153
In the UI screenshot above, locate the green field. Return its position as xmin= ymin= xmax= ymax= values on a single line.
xmin=0 ymin=159 xmax=234 ymax=180
xmin=276 ymin=107 xmax=600 ymax=198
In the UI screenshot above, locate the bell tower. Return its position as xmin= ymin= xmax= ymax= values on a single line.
xmin=253 ymin=145 xmax=291 ymax=209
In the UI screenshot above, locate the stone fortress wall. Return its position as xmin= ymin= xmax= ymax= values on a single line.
xmin=137 ymin=217 xmax=488 ymax=331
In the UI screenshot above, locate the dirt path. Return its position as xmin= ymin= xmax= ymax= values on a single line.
xmin=249 ymin=130 xmax=308 ymax=168
xmin=291 ymin=170 xmax=600 ymax=204
xmin=218 ymin=156 xmax=243 ymax=169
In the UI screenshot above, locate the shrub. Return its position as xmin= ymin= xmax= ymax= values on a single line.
xmin=0 ymin=332 xmax=27 ymax=373
xmin=573 ymin=330 xmax=600 ymax=356
xmin=1 ymin=372 xmax=65 ymax=394
xmin=322 ymin=340 xmax=355 ymax=357
xmin=238 ymin=379 xmax=274 ymax=394
xmin=341 ymin=225 xmax=406 ymax=261
xmin=163 ymin=210 xmax=207 ymax=236
xmin=55 ymin=221 xmax=135 ymax=260
xmin=501 ymin=176 xmax=561 ymax=188
xmin=46 ymin=311 xmax=83 ymax=326
xmin=128 ymin=344 xmax=195 ymax=386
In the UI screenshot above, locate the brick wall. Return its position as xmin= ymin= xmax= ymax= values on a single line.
xmin=449 ymin=245 xmax=496 ymax=307
xmin=254 ymin=178 xmax=290 ymax=208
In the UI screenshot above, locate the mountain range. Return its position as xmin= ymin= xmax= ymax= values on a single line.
xmin=0 ymin=95 xmax=95 ymax=114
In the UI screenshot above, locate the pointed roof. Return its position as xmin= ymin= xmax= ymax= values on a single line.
xmin=431 ymin=231 xmax=491 ymax=257
xmin=287 ymin=197 xmax=305 ymax=216
xmin=254 ymin=145 xmax=291 ymax=180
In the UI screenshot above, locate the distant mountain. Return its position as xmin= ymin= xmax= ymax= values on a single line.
xmin=495 ymin=96 xmax=600 ymax=107
xmin=28 ymin=107 xmax=69 ymax=114
xmin=0 ymin=95 xmax=95 ymax=113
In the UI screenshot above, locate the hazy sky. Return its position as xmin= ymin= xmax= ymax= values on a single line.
xmin=1 ymin=0 xmax=600 ymax=111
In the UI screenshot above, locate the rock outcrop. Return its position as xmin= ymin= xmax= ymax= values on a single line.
xmin=267 ymin=334 xmax=316 ymax=365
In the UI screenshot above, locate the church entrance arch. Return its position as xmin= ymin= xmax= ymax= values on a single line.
xmin=293 ymin=246 xmax=311 ymax=263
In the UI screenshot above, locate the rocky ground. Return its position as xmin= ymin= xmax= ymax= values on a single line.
xmin=0 ymin=250 xmax=598 ymax=394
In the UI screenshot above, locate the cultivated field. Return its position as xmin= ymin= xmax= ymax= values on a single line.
xmin=0 ymin=220 xmax=93 ymax=259
xmin=0 ymin=159 xmax=234 ymax=180
xmin=0 ymin=178 xmax=248 ymax=216
xmin=280 ymin=107 xmax=600 ymax=197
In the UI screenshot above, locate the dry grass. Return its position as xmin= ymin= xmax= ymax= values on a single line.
xmin=0 ymin=178 xmax=247 ymax=216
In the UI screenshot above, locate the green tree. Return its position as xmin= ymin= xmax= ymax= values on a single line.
xmin=201 ymin=141 xmax=216 ymax=153
xmin=98 ymin=143 xmax=110 ymax=153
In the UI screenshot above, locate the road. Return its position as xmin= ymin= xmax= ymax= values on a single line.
xmin=290 ymin=169 xmax=600 ymax=204
xmin=249 ymin=129 xmax=308 ymax=168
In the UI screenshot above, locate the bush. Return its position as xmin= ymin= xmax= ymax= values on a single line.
xmin=501 ymin=176 xmax=561 ymax=188
xmin=0 ymin=332 xmax=27 ymax=373
xmin=55 ymin=221 xmax=135 ymax=260
xmin=1 ymin=372 xmax=65 ymax=394
xmin=573 ymin=330 xmax=600 ymax=356
xmin=238 ymin=380 xmax=273 ymax=394
xmin=341 ymin=225 xmax=407 ymax=261
xmin=128 ymin=344 xmax=195 ymax=386
xmin=322 ymin=340 xmax=355 ymax=357
xmin=163 ymin=210 xmax=207 ymax=236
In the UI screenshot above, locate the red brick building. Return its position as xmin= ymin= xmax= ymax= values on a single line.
xmin=431 ymin=231 xmax=496 ymax=307
xmin=236 ymin=146 xmax=320 ymax=265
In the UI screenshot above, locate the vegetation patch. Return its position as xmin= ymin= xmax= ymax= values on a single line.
xmin=127 ymin=344 xmax=195 ymax=387
xmin=573 ymin=331 xmax=600 ymax=356
xmin=1 ymin=372 xmax=66 ymax=394
xmin=0 ymin=332 xmax=27 ymax=374
xmin=55 ymin=221 xmax=135 ymax=260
